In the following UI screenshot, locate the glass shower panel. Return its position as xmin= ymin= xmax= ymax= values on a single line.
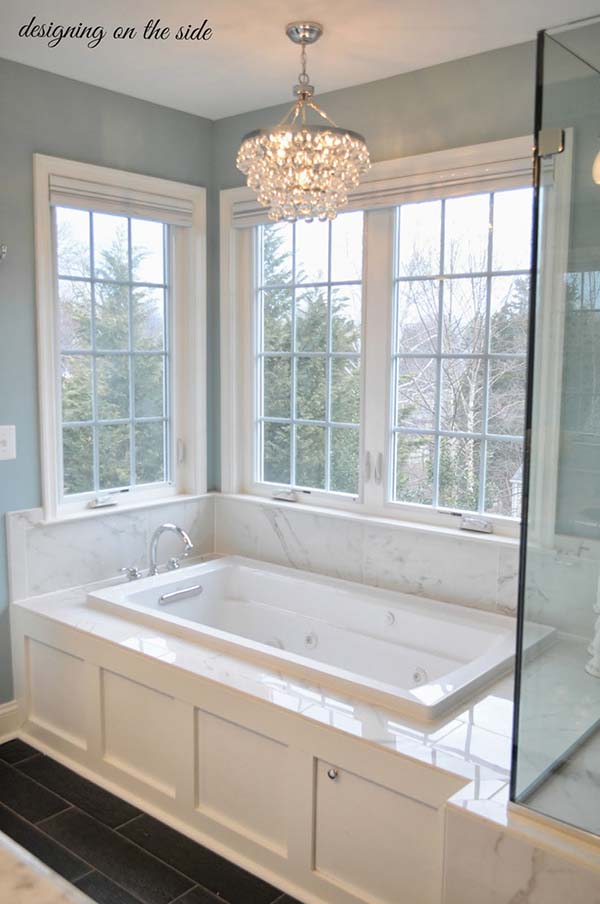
xmin=512 ymin=17 xmax=600 ymax=836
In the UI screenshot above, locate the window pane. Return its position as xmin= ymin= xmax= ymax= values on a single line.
xmin=61 ymin=355 xmax=92 ymax=422
xmin=331 ymin=285 xmax=361 ymax=353
xmin=263 ymin=422 xmax=290 ymax=483
xmin=263 ymin=357 xmax=291 ymax=418
xmin=330 ymin=428 xmax=359 ymax=494
xmin=396 ymin=357 xmax=437 ymax=429
xmin=56 ymin=208 xmax=90 ymax=277
xmin=398 ymin=201 xmax=441 ymax=277
xmin=95 ymin=283 xmax=129 ymax=350
xmin=487 ymin=358 xmax=527 ymax=435
xmin=98 ymin=423 xmax=130 ymax=489
xmin=396 ymin=281 xmax=439 ymax=354
xmin=132 ymin=287 xmax=165 ymax=350
xmin=59 ymin=280 xmax=91 ymax=349
xmin=485 ymin=440 xmax=523 ymax=517
xmin=331 ymin=357 xmax=360 ymax=424
xmin=262 ymin=223 xmax=293 ymax=285
xmin=441 ymin=358 xmax=485 ymax=433
xmin=58 ymin=209 xmax=171 ymax=498
xmin=135 ymin=421 xmax=166 ymax=484
xmin=492 ymin=188 xmax=532 ymax=271
xmin=93 ymin=213 xmax=129 ymax=281
xmin=97 ymin=355 xmax=130 ymax=420
xmin=438 ymin=437 xmax=481 ymax=511
xmin=131 ymin=219 xmax=164 ymax=284
xmin=296 ymin=287 xmax=327 ymax=352
xmin=442 ymin=277 xmax=487 ymax=353
xmin=63 ymin=426 xmax=93 ymax=494
xmin=444 ymin=194 xmax=489 ymax=274
xmin=263 ymin=289 xmax=292 ymax=352
xmin=296 ymin=424 xmax=325 ymax=489
xmin=296 ymin=356 xmax=326 ymax=420
xmin=331 ymin=211 xmax=363 ymax=281
xmin=490 ymin=276 xmax=529 ymax=353
xmin=394 ymin=434 xmax=434 ymax=505
xmin=134 ymin=355 xmax=165 ymax=418
xmin=295 ymin=219 xmax=328 ymax=283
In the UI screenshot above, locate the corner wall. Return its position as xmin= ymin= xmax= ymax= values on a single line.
xmin=0 ymin=57 xmax=214 ymax=702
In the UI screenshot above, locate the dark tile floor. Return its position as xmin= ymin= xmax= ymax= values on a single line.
xmin=0 ymin=739 xmax=300 ymax=904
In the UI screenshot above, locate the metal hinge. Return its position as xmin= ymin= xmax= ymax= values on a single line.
xmin=537 ymin=128 xmax=565 ymax=158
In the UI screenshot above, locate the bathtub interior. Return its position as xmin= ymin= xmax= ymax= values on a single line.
xmin=88 ymin=557 xmax=553 ymax=720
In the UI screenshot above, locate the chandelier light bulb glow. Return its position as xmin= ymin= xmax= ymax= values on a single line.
xmin=236 ymin=22 xmax=371 ymax=222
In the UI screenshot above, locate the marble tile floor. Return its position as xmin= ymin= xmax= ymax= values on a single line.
xmin=525 ymin=725 xmax=600 ymax=836
xmin=515 ymin=633 xmax=600 ymax=793
xmin=0 ymin=739 xmax=300 ymax=904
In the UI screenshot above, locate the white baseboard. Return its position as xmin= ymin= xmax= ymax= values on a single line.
xmin=0 ymin=700 xmax=20 ymax=742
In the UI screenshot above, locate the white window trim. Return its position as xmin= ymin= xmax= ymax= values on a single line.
xmin=220 ymin=136 xmax=533 ymax=537
xmin=34 ymin=154 xmax=207 ymax=520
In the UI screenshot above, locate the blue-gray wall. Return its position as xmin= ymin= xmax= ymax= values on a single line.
xmin=0 ymin=40 xmax=536 ymax=703
xmin=0 ymin=58 xmax=213 ymax=702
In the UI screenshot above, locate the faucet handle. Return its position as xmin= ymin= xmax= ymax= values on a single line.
xmin=166 ymin=557 xmax=181 ymax=571
xmin=120 ymin=566 xmax=142 ymax=581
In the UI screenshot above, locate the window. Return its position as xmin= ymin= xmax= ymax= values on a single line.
xmin=221 ymin=136 xmax=534 ymax=535
xmin=391 ymin=187 xmax=532 ymax=518
xmin=256 ymin=214 xmax=363 ymax=495
xmin=35 ymin=155 xmax=206 ymax=518
xmin=57 ymin=208 xmax=170 ymax=497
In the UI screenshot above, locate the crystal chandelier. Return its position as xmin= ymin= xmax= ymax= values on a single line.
xmin=236 ymin=22 xmax=370 ymax=222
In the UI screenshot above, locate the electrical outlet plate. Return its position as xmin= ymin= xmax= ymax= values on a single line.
xmin=0 ymin=425 xmax=16 ymax=461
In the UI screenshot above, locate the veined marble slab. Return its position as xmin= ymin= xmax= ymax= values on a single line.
xmin=0 ymin=833 xmax=91 ymax=904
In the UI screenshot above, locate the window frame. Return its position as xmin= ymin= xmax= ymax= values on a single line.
xmin=221 ymin=137 xmax=533 ymax=537
xmin=34 ymin=154 xmax=207 ymax=520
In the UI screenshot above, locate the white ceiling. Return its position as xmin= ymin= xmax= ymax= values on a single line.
xmin=0 ymin=1 xmax=599 ymax=119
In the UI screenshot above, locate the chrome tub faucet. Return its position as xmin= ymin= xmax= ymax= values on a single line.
xmin=149 ymin=523 xmax=194 ymax=575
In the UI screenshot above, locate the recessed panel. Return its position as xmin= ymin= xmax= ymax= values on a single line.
xmin=196 ymin=710 xmax=288 ymax=855
xmin=102 ymin=671 xmax=176 ymax=796
xmin=315 ymin=760 xmax=440 ymax=904
xmin=28 ymin=639 xmax=87 ymax=749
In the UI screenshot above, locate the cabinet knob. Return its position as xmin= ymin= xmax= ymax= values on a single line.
xmin=327 ymin=767 xmax=338 ymax=781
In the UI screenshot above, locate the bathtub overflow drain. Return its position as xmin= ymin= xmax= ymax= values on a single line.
xmin=305 ymin=631 xmax=318 ymax=649
xmin=386 ymin=611 xmax=395 ymax=626
xmin=266 ymin=637 xmax=284 ymax=650
xmin=412 ymin=667 xmax=428 ymax=686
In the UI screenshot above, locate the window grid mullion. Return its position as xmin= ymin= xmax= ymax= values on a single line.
xmin=325 ymin=222 xmax=333 ymax=491
xmin=432 ymin=202 xmax=446 ymax=508
xmin=163 ymin=225 xmax=170 ymax=484
xmin=478 ymin=193 xmax=495 ymax=513
xmin=392 ymin=426 xmax=523 ymax=443
xmin=127 ymin=218 xmax=136 ymax=490
xmin=290 ymin=224 xmax=297 ymax=486
xmin=57 ymin=273 xmax=168 ymax=290
xmin=89 ymin=212 xmax=100 ymax=494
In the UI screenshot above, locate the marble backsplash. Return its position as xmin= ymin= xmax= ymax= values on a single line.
xmin=214 ymin=495 xmax=521 ymax=616
xmin=9 ymin=492 xmax=600 ymax=634
xmin=6 ymin=492 xmax=520 ymax=614
xmin=6 ymin=495 xmax=215 ymax=601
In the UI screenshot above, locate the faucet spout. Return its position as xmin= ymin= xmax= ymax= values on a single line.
xmin=149 ymin=523 xmax=194 ymax=575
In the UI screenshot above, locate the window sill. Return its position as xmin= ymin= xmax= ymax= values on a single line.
xmin=220 ymin=492 xmax=521 ymax=549
xmin=40 ymin=492 xmax=213 ymax=527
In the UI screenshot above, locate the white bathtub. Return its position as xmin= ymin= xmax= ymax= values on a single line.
xmin=88 ymin=556 xmax=551 ymax=720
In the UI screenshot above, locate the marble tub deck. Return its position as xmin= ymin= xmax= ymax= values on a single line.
xmin=13 ymin=573 xmax=516 ymax=793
